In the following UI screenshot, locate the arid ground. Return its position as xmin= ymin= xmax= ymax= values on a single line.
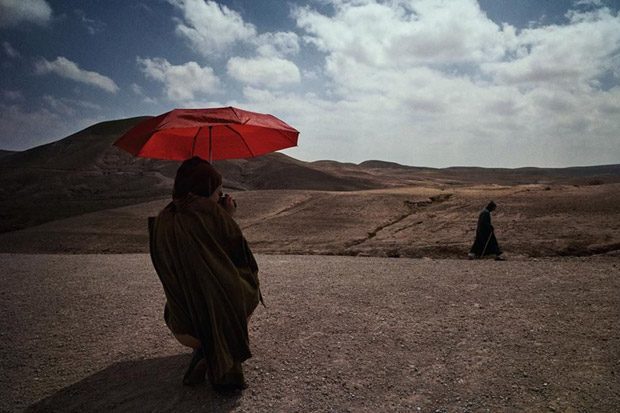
xmin=1 ymin=117 xmax=619 ymax=412
xmin=1 ymin=183 xmax=619 ymax=259
xmin=1 ymin=254 xmax=618 ymax=413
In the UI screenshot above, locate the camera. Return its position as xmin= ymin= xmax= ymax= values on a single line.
xmin=218 ymin=194 xmax=227 ymax=206
xmin=218 ymin=193 xmax=237 ymax=208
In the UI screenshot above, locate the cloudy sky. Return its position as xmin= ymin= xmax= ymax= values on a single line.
xmin=1 ymin=0 xmax=619 ymax=167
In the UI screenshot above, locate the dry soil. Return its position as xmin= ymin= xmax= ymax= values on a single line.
xmin=1 ymin=253 xmax=618 ymax=412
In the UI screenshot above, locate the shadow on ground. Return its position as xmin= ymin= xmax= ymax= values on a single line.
xmin=27 ymin=355 xmax=241 ymax=413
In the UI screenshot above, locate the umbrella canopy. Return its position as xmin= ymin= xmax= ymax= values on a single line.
xmin=114 ymin=107 xmax=299 ymax=161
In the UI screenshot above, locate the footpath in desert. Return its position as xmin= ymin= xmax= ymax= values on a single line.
xmin=0 ymin=119 xmax=619 ymax=412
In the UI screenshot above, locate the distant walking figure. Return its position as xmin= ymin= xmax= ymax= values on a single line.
xmin=149 ymin=157 xmax=261 ymax=392
xmin=469 ymin=201 xmax=504 ymax=260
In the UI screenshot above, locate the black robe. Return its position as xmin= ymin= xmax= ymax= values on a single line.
xmin=149 ymin=194 xmax=261 ymax=386
xmin=469 ymin=208 xmax=502 ymax=257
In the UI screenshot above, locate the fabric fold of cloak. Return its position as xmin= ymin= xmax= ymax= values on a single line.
xmin=469 ymin=208 xmax=502 ymax=257
xmin=149 ymin=193 xmax=261 ymax=385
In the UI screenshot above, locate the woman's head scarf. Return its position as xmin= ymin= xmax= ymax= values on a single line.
xmin=173 ymin=156 xmax=222 ymax=199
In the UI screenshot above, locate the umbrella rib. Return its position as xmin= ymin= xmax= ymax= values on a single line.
xmin=229 ymin=106 xmax=243 ymax=123
xmin=191 ymin=127 xmax=201 ymax=157
xmin=273 ymin=128 xmax=298 ymax=145
xmin=224 ymin=125 xmax=255 ymax=157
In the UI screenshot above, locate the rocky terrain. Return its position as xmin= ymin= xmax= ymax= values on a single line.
xmin=1 ymin=117 xmax=619 ymax=412
xmin=1 ymin=254 xmax=618 ymax=412
xmin=1 ymin=117 xmax=619 ymax=258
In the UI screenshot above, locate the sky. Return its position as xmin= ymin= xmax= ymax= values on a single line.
xmin=1 ymin=0 xmax=619 ymax=168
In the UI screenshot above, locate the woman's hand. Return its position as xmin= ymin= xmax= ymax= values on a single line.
xmin=220 ymin=194 xmax=237 ymax=216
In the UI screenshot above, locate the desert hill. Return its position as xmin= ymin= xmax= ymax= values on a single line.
xmin=0 ymin=150 xmax=15 ymax=159
xmin=1 ymin=182 xmax=619 ymax=257
xmin=1 ymin=116 xmax=619 ymax=258
xmin=355 ymin=160 xmax=620 ymax=186
xmin=0 ymin=117 xmax=378 ymax=233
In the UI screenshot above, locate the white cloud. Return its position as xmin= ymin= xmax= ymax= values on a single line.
xmin=0 ymin=0 xmax=52 ymax=27
xmin=168 ymin=0 xmax=256 ymax=57
xmin=74 ymin=9 xmax=106 ymax=35
xmin=131 ymin=82 xmax=158 ymax=104
xmin=263 ymin=0 xmax=620 ymax=167
xmin=142 ymin=96 xmax=158 ymax=104
xmin=574 ymin=0 xmax=604 ymax=7
xmin=169 ymin=0 xmax=301 ymax=60
xmin=227 ymin=56 xmax=301 ymax=88
xmin=137 ymin=57 xmax=220 ymax=102
xmin=293 ymin=0 xmax=519 ymax=101
xmin=2 ymin=41 xmax=20 ymax=59
xmin=34 ymin=56 xmax=119 ymax=93
xmin=2 ymin=90 xmax=23 ymax=101
xmin=255 ymin=31 xmax=300 ymax=57
xmin=0 ymin=104 xmax=60 ymax=150
xmin=131 ymin=83 xmax=144 ymax=95
xmin=0 ymin=103 xmax=100 ymax=150
xmin=42 ymin=95 xmax=102 ymax=115
xmin=6 ymin=0 xmax=617 ymax=167
xmin=167 ymin=0 xmax=303 ymax=93
xmin=239 ymin=78 xmax=620 ymax=168
xmin=482 ymin=7 xmax=620 ymax=89
xmin=42 ymin=95 xmax=77 ymax=115
xmin=295 ymin=0 xmax=514 ymax=69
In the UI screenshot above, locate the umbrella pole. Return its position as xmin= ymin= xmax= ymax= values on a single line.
xmin=209 ymin=126 xmax=213 ymax=163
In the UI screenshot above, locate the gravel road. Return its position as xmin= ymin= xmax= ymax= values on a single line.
xmin=1 ymin=254 xmax=618 ymax=412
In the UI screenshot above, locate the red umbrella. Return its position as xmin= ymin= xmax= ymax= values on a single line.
xmin=114 ymin=107 xmax=299 ymax=161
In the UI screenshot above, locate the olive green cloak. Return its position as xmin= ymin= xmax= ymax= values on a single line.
xmin=149 ymin=193 xmax=260 ymax=385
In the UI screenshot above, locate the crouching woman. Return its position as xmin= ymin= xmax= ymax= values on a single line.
xmin=149 ymin=156 xmax=261 ymax=391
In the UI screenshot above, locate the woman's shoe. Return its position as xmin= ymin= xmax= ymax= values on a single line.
xmin=212 ymin=362 xmax=246 ymax=393
xmin=183 ymin=347 xmax=207 ymax=386
xmin=212 ymin=381 xmax=247 ymax=394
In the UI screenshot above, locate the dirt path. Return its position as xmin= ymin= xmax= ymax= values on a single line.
xmin=1 ymin=254 xmax=619 ymax=412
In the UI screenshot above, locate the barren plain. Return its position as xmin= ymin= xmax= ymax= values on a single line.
xmin=1 ymin=254 xmax=618 ymax=413
xmin=1 ymin=117 xmax=619 ymax=412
